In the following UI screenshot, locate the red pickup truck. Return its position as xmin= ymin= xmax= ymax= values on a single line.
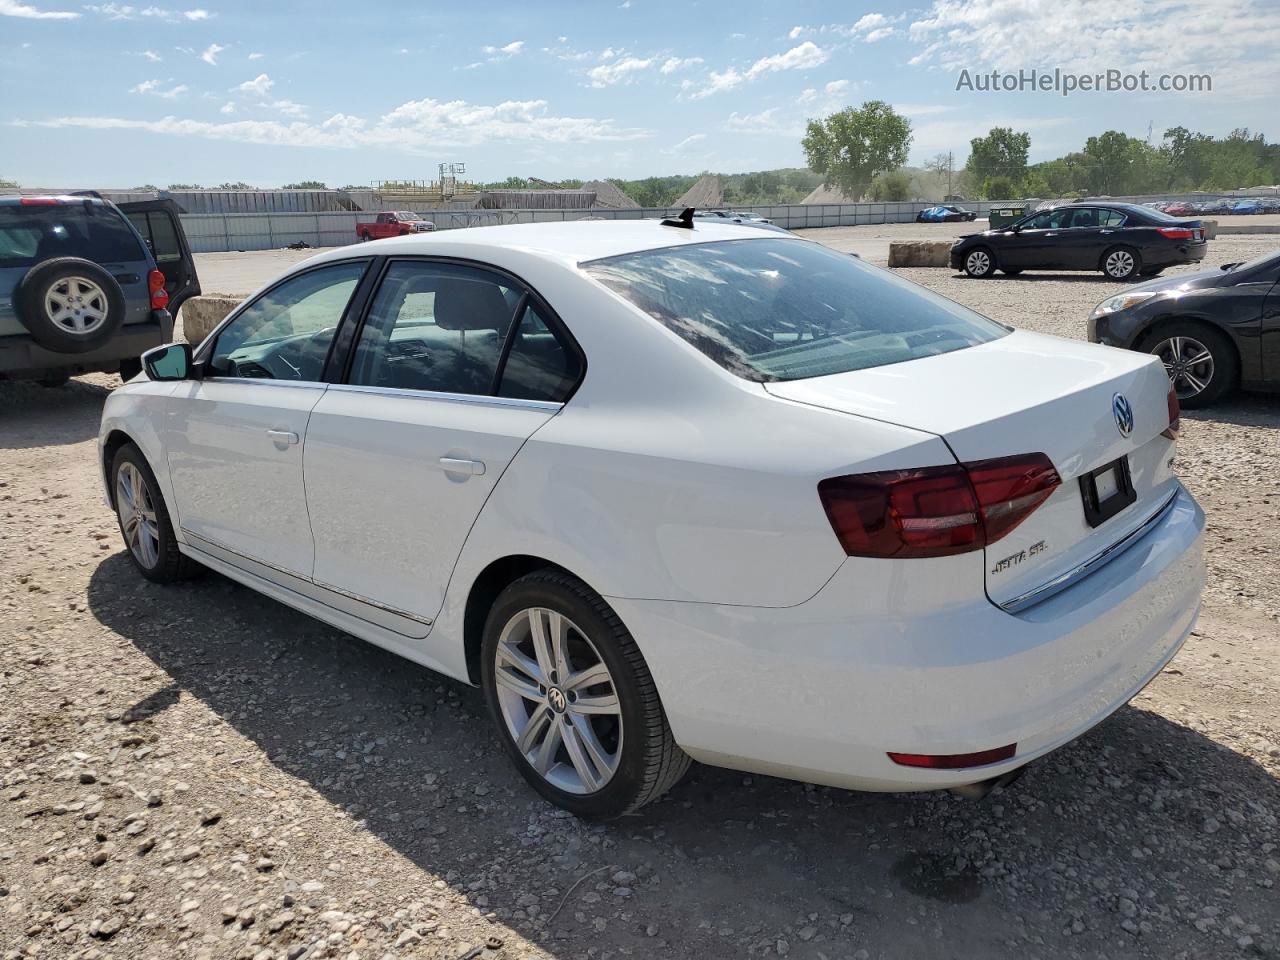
xmin=356 ymin=211 xmax=436 ymax=241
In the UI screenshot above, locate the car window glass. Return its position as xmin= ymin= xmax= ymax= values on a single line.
xmin=1023 ymin=209 xmax=1070 ymax=229
xmin=586 ymin=238 xmax=1008 ymax=382
xmin=497 ymin=302 xmax=581 ymax=402
xmin=0 ymin=204 xmax=145 ymax=268
xmin=128 ymin=211 xmax=182 ymax=263
xmin=348 ymin=261 xmax=518 ymax=395
xmin=1068 ymin=208 xmax=1099 ymax=228
xmin=1098 ymin=209 xmax=1126 ymax=227
xmin=209 ymin=261 xmax=365 ymax=380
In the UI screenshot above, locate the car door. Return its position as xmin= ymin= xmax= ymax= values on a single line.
xmin=1259 ymin=269 xmax=1280 ymax=384
xmin=164 ymin=259 xmax=370 ymax=578
xmin=303 ymin=259 xmax=583 ymax=634
xmin=120 ymin=199 xmax=201 ymax=314
xmin=1001 ymin=209 xmax=1070 ymax=268
xmin=1056 ymin=207 xmax=1108 ymax=267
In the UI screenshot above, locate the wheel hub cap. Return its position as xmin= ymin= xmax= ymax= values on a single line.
xmin=547 ymin=686 xmax=568 ymax=713
xmin=115 ymin=462 xmax=160 ymax=568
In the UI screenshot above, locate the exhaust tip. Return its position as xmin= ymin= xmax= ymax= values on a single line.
xmin=949 ymin=765 xmax=1027 ymax=801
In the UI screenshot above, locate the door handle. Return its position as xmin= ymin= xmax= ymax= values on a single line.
xmin=266 ymin=429 xmax=299 ymax=445
xmin=1044 ymin=232 xmax=1058 ymax=237
xmin=439 ymin=457 xmax=486 ymax=477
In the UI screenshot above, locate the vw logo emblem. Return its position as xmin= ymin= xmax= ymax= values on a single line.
xmin=1112 ymin=393 xmax=1134 ymax=438
xmin=547 ymin=687 xmax=568 ymax=713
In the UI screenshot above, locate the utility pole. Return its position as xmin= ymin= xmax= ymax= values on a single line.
xmin=947 ymin=151 xmax=953 ymax=199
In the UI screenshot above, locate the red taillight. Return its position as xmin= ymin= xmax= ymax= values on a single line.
xmin=19 ymin=197 xmax=61 ymax=205
xmin=1162 ymin=385 xmax=1180 ymax=440
xmin=1157 ymin=227 xmax=1195 ymax=240
xmin=888 ymin=744 xmax=1017 ymax=769
xmin=148 ymin=269 xmax=169 ymax=310
xmin=818 ymin=454 xmax=1060 ymax=559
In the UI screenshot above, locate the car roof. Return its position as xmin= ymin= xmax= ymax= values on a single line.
xmin=312 ymin=218 xmax=793 ymax=266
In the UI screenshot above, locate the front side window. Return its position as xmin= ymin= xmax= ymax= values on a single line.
xmin=1021 ymin=209 xmax=1072 ymax=230
xmin=349 ymin=261 xmax=518 ymax=395
xmin=209 ymin=260 xmax=366 ymax=380
xmin=585 ymin=238 xmax=1008 ymax=382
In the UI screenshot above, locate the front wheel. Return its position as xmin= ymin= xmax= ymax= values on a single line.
xmin=481 ymin=570 xmax=690 ymax=818
xmin=111 ymin=443 xmax=200 ymax=583
xmin=1143 ymin=323 xmax=1238 ymax=409
xmin=963 ymin=247 xmax=996 ymax=278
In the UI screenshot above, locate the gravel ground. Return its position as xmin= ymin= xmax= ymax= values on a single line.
xmin=2 ymin=232 xmax=1279 ymax=960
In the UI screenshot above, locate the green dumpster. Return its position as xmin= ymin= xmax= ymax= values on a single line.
xmin=988 ymin=206 xmax=1027 ymax=229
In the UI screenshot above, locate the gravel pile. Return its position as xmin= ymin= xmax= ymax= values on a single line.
xmin=1 ymin=234 xmax=1277 ymax=959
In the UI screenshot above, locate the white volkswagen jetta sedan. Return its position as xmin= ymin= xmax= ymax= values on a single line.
xmin=99 ymin=219 xmax=1204 ymax=818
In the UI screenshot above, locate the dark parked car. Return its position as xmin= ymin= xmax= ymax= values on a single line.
xmin=1 ymin=195 xmax=199 ymax=384
xmin=916 ymin=205 xmax=977 ymax=223
xmin=1088 ymin=247 xmax=1280 ymax=407
xmin=950 ymin=203 xmax=1207 ymax=280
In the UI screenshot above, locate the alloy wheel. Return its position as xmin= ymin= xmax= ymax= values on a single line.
xmin=493 ymin=607 xmax=622 ymax=795
xmin=1104 ymin=250 xmax=1135 ymax=279
xmin=1153 ymin=335 xmax=1215 ymax=400
xmin=46 ymin=276 xmax=109 ymax=334
xmin=116 ymin=461 xmax=160 ymax=568
xmin=966 ymin=250 xmax=990 ymax=275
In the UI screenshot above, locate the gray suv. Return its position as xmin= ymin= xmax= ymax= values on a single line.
xmin=0 ymin=194 xmax=199 ymax=385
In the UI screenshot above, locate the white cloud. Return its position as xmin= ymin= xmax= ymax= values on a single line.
xmin=669 ymin=133 xmax=705 ymax=151
xmin=724 ymin=107 xmax=801 ymax=137
xmin=85 ymin=3 xmax=212 ymax=20
xmin=19 ymin=98 xmax=650 ymax=151
xmin=0 ymin=0 xmax=78 ymax=17
xmin=586 ymin=55 xmax=653 ymax=87
xmin=267 ymin=98 xmax=306 ymax=117
xmin=141 ymin=48 xmax=162 ymax=61
xmin=851 ymin=12 xmax=890 ymax=32
xmin=659 ymin=55 xmax=702 ymax=74
xmin=200 ymin=42 xmax=224 ymax=65
xmin=863 ymin=26 xmax=894 ymax=42
xmin=688 ymin=41 xmax=828 ymax=98
xmin=477 ymin=39 xmax=524 ymax=63
xmin=906 ymin=0 xmax=1280 ymax=97
xmin=219 ymin=100 xmax=234 ymax=114
xmin=130 ymin=78 xmax=187 ymax=98
xmin=788 ymin=25 xmax=803 ymax=39
xmin=247 ymin=51 xmax=263 ymax=60
xmin=236 ymin=72 xmax=272 ymax=96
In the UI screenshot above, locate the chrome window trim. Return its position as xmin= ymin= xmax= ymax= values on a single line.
xmin=999 ymin=490 xmax=1180 ymax=614
xmin=198 ymin=377 xmax=330 ymax=390
xmin=325 ymin=381 xmax=563 ymax=412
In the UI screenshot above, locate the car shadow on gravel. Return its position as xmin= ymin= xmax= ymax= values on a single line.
xmin=1185 ymin=394 xmax=1280 ymax=430
xmin=951 ymin=273 xmax=1125 ymax=283
xmin=0 ymin=377 xmax=113 ymax=449
xmin=86 ymin=553 xmax=1280 ymax=958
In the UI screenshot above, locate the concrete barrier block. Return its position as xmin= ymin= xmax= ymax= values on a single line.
xmin=1202 ymin=219 xmax=1217 ymax=240
xmin=178 ymin=295 xmax=241 ymax=345
xmin=888 ymin=240 xmax=952 ymax=268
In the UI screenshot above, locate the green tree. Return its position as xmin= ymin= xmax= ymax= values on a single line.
xmin=869 ymin=170 xmax=912 ymax=201
xmin=132 ymin=184 xmax=159 ymax=192
xmin=167 ymin=183 xmax=203 ymax=190
xmin=981 ymin=175 xmax=1018 ymax=199
xmin=966 ymin=127 xmax=1031 ymax=191
xmin=283 ymin=180 xmax=328 ymax=189
xmin=217 ymin=181 xmax=255 ymax=190
xmin=801 ymin=100 xmax=912 ymax=201
xmin=0 ymin=177 xmax=16 ymax=188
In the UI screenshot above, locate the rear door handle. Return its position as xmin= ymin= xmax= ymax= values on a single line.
xmin=439 ymin=457 xmax=486 ymax=477
xmin=266 ymin=429 xmax=299 ymax=445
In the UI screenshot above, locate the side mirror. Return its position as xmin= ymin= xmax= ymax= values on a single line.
xmin=141 ymin=342 xmax=195 ymax=381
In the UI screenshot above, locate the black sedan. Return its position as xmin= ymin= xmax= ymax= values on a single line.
xmin=950 ymin=203 xmax=1207 ymax=280
xmin=1087 ymin=248 xmax=1280 ymax=407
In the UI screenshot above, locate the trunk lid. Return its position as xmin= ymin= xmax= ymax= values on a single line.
xmin=765 ymin=330 xmax=1180 ymax=607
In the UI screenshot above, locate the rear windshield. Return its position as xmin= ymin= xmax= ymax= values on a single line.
xmin=584 ymin=238 xmax=1008 ymax=382
xmin=0 ymin=203 xmax=147 ymax=269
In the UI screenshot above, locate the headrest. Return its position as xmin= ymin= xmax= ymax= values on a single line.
xmin=433 ymin=277 xmax=512 ymax=332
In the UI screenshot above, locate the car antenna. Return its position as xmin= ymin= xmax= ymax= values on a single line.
xmin=661 ymin=207 xmax=695 ymax=229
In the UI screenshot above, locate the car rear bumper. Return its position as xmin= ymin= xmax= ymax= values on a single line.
xmin=0 ymin=311 xmax=172 ymax=380
xmin=610 ymin=484 xmax=1204 ymax=792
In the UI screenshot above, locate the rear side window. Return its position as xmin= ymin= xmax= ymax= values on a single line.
xmin=0 ymin=204 xmax=146 ymax=268
xmin=584 ymin=238 xmax=1008 ymax=382
xmin=127 ymin=210 xmax=182 ymax=263
xmin=498 ymin=303 xmax=583 ymax=402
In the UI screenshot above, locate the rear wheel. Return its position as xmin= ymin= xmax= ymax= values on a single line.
xmin=111 ymin=443 xmax=200 ymax=583
xmin=36 ymin=373 xmax=70 ymax=388
xmin=361 ymin=232 xmax=372 ymax=242
xmin=1102 ymin=246 xmax=1141 ymax=281
xmin=15 ymin=258 xmax=126 ymax=353
xmin=963 ymin=247 xmax=996 ymax=278
xmin=1142 ymin=322 xmax=1238 ymax=409
xmin=481 ymin=570 xmax=690 ymax=819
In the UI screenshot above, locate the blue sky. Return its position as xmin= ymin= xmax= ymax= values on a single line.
xmin=3 ymin=0 xmax=1277 ymax=188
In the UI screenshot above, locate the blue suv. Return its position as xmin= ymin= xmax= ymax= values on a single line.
xmin=0 ymin=194 xmax=199 ymax=385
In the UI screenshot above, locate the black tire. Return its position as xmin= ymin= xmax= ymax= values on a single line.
xmin=1101 ymin=245 xmax=1142 ymax=281
xmin=361 ymin=232 xmax=372 ymax=242
xmin=1001 ymin=268 xmax=1023 ymax=276
xmin=962 ymin=246 xmax=997 ymax=278
xmin=110 ymin=442 xmax=201 ymax=583
xmin=36 ymin=373 xmax=70 ymax=387
xmin=118 ymin=357 xmax=142 ymax=382
xmin=15 ymin=258 xmax=126 ymax=354
xmin=1139 ymin=321 xmax=1239 ymax=409
xmin=481 ymin=569 xmax=690 ymax=819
